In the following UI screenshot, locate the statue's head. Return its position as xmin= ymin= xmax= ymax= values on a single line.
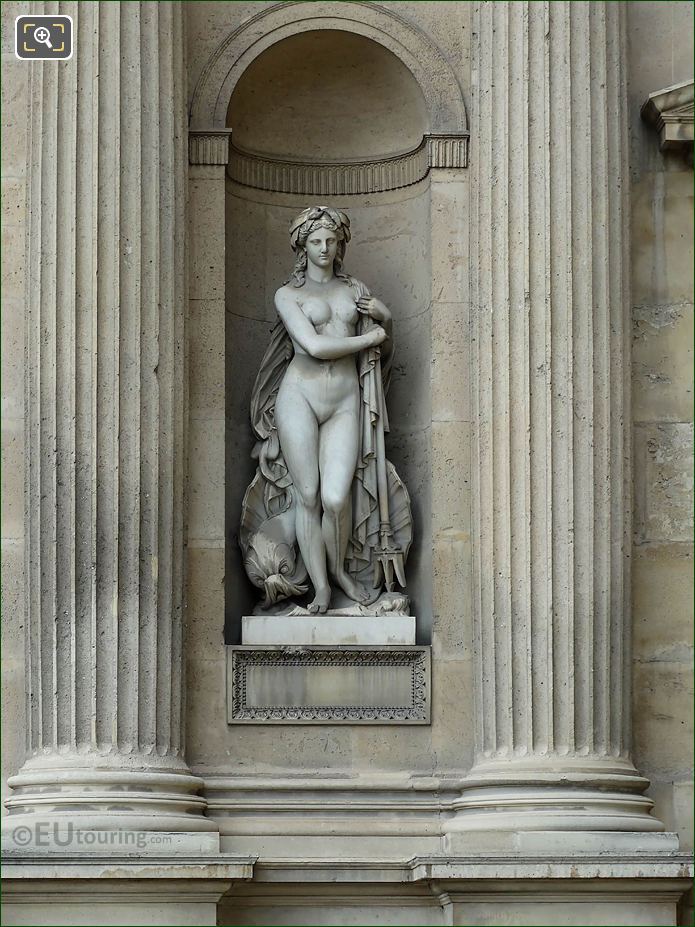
xmin=287 ymin=206 xmax=351 ymax=287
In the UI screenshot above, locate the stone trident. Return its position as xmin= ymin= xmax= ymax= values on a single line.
xmin=369 ymin=333 xmax=407 ymax=593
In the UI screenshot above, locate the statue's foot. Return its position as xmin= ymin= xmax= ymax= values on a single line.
xmin=307 ymin=586 xmax=331 ymax=615
xmin=335 ymin=571 xmax=380 ymax=607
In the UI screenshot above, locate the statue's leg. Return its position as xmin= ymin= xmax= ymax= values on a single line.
xmin=319 ymin=410 xmax=372 ymax=605
xmin=275 ymin=390 xmax=331 ymax=614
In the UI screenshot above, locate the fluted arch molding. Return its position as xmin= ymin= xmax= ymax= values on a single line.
xmin=189 ymin=0 xmax=468 ymax=134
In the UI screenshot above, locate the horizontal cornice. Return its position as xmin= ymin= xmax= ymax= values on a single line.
xmin=188 ymin=130 xmax=468 ymax=192
xmin=641 ymin=79 xmax=694 ymax=151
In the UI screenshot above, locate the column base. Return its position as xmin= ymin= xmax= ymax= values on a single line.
xmin=444 ymin=757 xmax=666 ymax=839
xmin=3 ymin=752 xmax=219 ymax=857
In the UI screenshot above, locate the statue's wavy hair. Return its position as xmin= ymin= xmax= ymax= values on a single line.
xmin=286 ymin=206 xmax=352 ymax=288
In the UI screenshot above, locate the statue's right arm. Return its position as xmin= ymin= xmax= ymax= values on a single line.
xmin=274 ymin=288 xmax=386 ymax=360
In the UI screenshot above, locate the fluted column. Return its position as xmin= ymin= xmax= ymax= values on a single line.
xmin=5 ymin=1 xmax=216 ymax=848
xmin=448 ymin=0 xmax=663 ymax=838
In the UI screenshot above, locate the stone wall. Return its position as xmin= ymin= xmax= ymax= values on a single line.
xmin=627 ymin=0 xmax=694 ymax=851
xmin=0 ymin=2 xmax=692 ymax=923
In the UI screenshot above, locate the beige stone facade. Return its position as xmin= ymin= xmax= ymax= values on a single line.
xmin=1 ymin=2 xmax=693 ymax=925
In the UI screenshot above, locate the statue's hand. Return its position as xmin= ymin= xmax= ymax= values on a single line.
xmin=367 ymin=325 xmax=388 ymax=348
xmin=357 ymin=296 xmax=390 ymax=322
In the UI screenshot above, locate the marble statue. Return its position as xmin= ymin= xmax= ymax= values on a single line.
xmin=240 ymin=206 xmax=412 ymax=616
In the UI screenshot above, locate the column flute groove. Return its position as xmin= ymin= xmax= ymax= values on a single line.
xmin=6 ymin=0 xmax=217 ymax=850
xmin=449 ymin=0 xmax=663 ymax=841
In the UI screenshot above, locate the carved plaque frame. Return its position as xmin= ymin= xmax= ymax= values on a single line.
xmin=227 ymin=645 xmax=431 ymax=724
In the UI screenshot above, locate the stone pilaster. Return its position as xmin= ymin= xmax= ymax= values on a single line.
xmin=5 ymin=1 xmax=216 ymax=850
xmin=448 ymin=0 xmax=665 ymax=839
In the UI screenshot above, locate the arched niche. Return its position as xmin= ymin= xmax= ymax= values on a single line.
xmin=187 ymin=5 xmax=469 ymax=650
xmin=189 ymin=0 xmax=468 ymax=134
xmin=226 ymin=30 xmax=430 ymax=160
xmin=224 ymin=29 xmax=435 ymax=643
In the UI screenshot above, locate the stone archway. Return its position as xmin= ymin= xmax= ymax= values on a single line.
xmin=189 ymin=0 xmax=468 ymax=134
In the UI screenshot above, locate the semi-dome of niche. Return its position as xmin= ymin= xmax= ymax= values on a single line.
xmin=227 ymin=30 xmax=430 ymax=161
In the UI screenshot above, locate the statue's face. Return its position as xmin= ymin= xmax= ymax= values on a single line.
xmin=305 ymin=224 xmax=338 ymax=270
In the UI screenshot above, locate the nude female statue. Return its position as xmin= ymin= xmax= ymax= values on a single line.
xmin=240 ymin=206 xmax=412 ymax=616
xmin=273 ymin=209 xmax=390 ymax=612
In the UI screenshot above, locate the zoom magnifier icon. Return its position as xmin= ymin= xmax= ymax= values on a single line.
xmin=15 ymin=15 xmax=72 ymax=60
xmin=34 ymin=26 xmax=53 ymax=49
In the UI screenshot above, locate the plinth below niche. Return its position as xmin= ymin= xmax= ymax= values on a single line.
xmin=227 ymin=631 xmax=430 ymax=724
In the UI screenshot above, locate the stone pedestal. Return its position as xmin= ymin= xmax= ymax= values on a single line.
xmin=242 ymin=614 xmax=416 ymax=645
xmin=1 ymin=859 xmax=253 ymax=927
xmin=3 ymin=1 xmax=216 ymax=856
xmin=233 ymin=616 xmax=425 ymax=723
xmin=419 ymin=857 xmax=692 ymax=927
xmin=446 ymin=0 xmax=669 ymax=845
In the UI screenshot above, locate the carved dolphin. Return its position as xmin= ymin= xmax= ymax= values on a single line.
xmin=240 ymin=474 xmax=308 ymax=608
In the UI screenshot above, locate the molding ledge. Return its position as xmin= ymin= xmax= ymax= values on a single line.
xmin=1 ymin=857 xmax=255 ymax=911
xmin=222 ymin=134 xmax=468 ymax=195
xmin=641 ymin=79 xmax=694 ymax=151
xmin=189 ymin=129 xmax=232 ymax=165
xmin=203 ymin=773 xmax=459 ymax=838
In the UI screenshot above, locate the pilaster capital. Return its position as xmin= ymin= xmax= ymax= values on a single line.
xmin=188 ymin=129 xmax=233 ymax=166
